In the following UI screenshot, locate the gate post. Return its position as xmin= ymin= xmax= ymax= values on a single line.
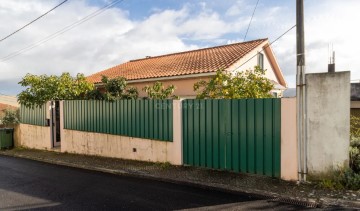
xmin=169 ymin=99 xmax=183 ymax=165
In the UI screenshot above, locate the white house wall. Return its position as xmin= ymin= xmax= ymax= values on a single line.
xmin=226 ymin=42 xmax=280 ymax=85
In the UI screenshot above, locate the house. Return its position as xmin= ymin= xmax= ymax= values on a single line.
xmin=87 ymin=38 xmax=287 ymax=98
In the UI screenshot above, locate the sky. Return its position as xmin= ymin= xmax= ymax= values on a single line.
xmin=0 ymin=0 xmax=359 ymax=95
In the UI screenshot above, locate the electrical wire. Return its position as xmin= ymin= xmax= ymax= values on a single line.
xmin=243 ymin=0 xmax=259 ymax=41
xmin=234 ymin=24 xmax=296 ymax=72
xmin=0 ymin=0 xmax=68 ymax=43
xmin=0 ymin=0 xmax=125 ymax=62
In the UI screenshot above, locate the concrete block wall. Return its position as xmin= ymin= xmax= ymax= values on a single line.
xmin=14 ymin=124 xmax=52 ymax=150
xmin=306 ymin=71 xmax=350 ymax=175
xmin=14 ymin=99 xmax=300 ymax=180
xmin=60 ymin=100 xmax=183 ymax=165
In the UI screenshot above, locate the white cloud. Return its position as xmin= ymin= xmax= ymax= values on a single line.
xmin=226 ymin=0 xmax=250 ymax=17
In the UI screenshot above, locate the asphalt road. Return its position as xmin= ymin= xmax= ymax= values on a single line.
xmin=0 ymin=155 xmax=308 ymax=210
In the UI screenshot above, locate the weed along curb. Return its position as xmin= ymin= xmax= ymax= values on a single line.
xmin=0 ymin=149 xmax=359 ymax=209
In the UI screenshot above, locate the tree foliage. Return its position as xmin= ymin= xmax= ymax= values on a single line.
xmin=18 ymin=73 xmax=93 ymax=107
xmin=1 ymin=108 xmax=20 ymax=127
xmin=142 ymin=81 xmax=178 ymax=99
xmin=85 ymin=76 xmax=138 ymax=101
xmin=193 ymin=66 xmax=274 ymax=99
xmin=351 ymin=115 xmax=360 ymax=141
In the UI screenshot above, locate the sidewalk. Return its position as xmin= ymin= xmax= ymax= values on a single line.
xmin=0 ymin=148 xmax=359 ymax=209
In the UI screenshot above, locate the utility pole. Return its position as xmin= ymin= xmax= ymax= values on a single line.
xmin=296 ymin=0 xmax=307 ymax=182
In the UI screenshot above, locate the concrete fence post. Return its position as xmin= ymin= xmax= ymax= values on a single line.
xmin=281 ymin=98 xmax=298 ymax=181
xmin=170 ymin=99 xmax=183 ymax=165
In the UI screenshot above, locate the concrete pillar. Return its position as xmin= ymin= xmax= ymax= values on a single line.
xmin=306 ymin=71 xmax=350 ymax=175
xmin=281 ymin=98 xmax=298 ymax=181
xmin=169 ymin=100 xmax=183 ymax=165
xmin=60 ymin=101 xmax=64 ymax=150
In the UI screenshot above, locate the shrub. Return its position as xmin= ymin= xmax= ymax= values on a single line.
xmin=85 ymin=76 xmax=138 ymax=100
xmin=350 ymin=139 xmax=360 ymax=173
xmin=1 ymin=108 xmax=20 ymax=127
xmin=193 ymin=66 xmax=274 ymax=99
xmin=142 ymin=81 xmax=178 ymax=99
xmin=319 ymin=167 xmax=360 ymax=190
xmin=350 ymin=115 xmax=360 ymax=173
xmin=350 ymin=115 xmax=360 ymax=141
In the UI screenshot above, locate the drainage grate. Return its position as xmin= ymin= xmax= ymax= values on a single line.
xmin=269 ymin=197 xmax=319 ymax=208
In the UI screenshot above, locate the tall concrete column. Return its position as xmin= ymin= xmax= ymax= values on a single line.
xmin=306 ymin=71 xmax=350 ymax=175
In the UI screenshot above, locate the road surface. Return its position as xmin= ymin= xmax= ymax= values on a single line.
xmin=0 ymin=155 xmax=307 ymax=210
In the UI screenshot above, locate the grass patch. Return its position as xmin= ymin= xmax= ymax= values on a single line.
xmin=154 ymin=161 xmax=172 ymax=169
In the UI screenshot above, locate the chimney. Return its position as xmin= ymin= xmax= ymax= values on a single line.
xmin=328 ymin=44 xmax=335 ymax=73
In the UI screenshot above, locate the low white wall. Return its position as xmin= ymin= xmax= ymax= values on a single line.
xmin=281 ymin=98 xmax=298 ymax=181
xmin=306 ymin=72 xmax=350 ymax=174
xmin=14 ymin=124 xmax=51 ymax=150
xmin=60 ymin=100 xmax=183 ymax=165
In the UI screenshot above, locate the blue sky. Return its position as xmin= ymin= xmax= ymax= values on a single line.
xmin=0 ymin=0 xmax=358 ymax=95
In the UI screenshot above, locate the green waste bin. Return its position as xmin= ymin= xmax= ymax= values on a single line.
xmin=0 ymin=128 xmax=14 ymax=149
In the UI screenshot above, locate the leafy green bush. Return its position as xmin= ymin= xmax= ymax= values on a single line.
xmin=351 ymin=115 xmax=360 ymax=141
xmin=319 ymin=168 xmax=360 ymax=190
xmin=193 ymin=66 xmax=274 ymax=99
xmin=350 ymin=115 xmax=360 ymax=173
xmin=142 ymin=81 xmax=178 ymax=99
xmin=85 ymin=76 xmax=138 ymax=100
xmin=18 ymin=73 xmax=94 ymax=107
xmin=1 ymin=108 xmax=20 ymax=127
xmin=350 ymin=139 xmax=360 ymax=173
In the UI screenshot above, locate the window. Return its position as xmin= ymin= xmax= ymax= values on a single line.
xmin=257 ymin=52 xmax=264 ymax=70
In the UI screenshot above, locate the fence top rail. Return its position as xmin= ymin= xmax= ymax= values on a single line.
xmin=64 ymin=99 xmax=174 ymax=102
xmin=182 ymin=98 xmax=279 ymax=101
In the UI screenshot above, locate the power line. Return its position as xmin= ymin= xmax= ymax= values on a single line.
xmin=234 ymin=24 xmax=296 ymax=71
xmin=0 ymin=0 xmax=125 ymax=62
xmin=243 ymin=0 xmax=259 ymax=41
xmin=0 ymin=0 xmax=68 ymax=43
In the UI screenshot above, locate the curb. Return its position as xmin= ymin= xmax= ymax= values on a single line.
xmin=1 ymin=152 xmax=359 ymax=209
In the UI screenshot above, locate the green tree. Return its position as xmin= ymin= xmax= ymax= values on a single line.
xmin=1 ymin=108 xmax=20 ymax=127
xmin=86 ymin=76 xmax=138 ymax=101
xmin=193 ymin=66 xmax=274 ymax=99
xmin=18 ymin=72 xmax=94 ymax=107
xmin=142 ymin=81 xmax=178 ymax=99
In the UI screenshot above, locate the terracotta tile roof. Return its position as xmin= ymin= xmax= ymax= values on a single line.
xmin=0 ymin=103 xmax=17 ymax=117
xmin=87 ymin=38 xmax=268 ymax=83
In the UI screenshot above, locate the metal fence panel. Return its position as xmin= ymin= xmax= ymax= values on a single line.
xmin=20 ymin=105 xmax=47 ymax=126
xmin=64 ymin=100 xmax=173 ymax=142
xmin=182 ymin=99 xmax=281 ymax=177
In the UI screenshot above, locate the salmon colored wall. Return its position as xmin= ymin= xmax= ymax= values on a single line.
xmin=281 ymin=98 xmax=298 ymax=181
xmin=128 ymin=76 xmax=212 ymax=98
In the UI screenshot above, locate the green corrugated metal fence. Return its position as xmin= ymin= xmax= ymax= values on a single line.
xmin=64 ymin=100 xmax=173 ymax=142
xmin=20 ymin=105 xmax=47 ymax=126
xmin=182 ymin=99 xmax=281 ymax=177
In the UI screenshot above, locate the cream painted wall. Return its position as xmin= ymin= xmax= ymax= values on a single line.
xmin=14 ymin=124 xmax=52 ymax=150
xmin=281 ymin=98 xmax=298 ymax=181
xmin=60 ymin=100 xmax=183 ymax=165
xmin=129 ymin=76 xmax=212 ymax=98
xmin=226 ymin=42 xmax=280 ymax=85
xmin=61 ymin=131 xmax=174 ymax=163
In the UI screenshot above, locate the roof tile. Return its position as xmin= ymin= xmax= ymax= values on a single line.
xmin=87 ymin=38 xmax=267 ymax=83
